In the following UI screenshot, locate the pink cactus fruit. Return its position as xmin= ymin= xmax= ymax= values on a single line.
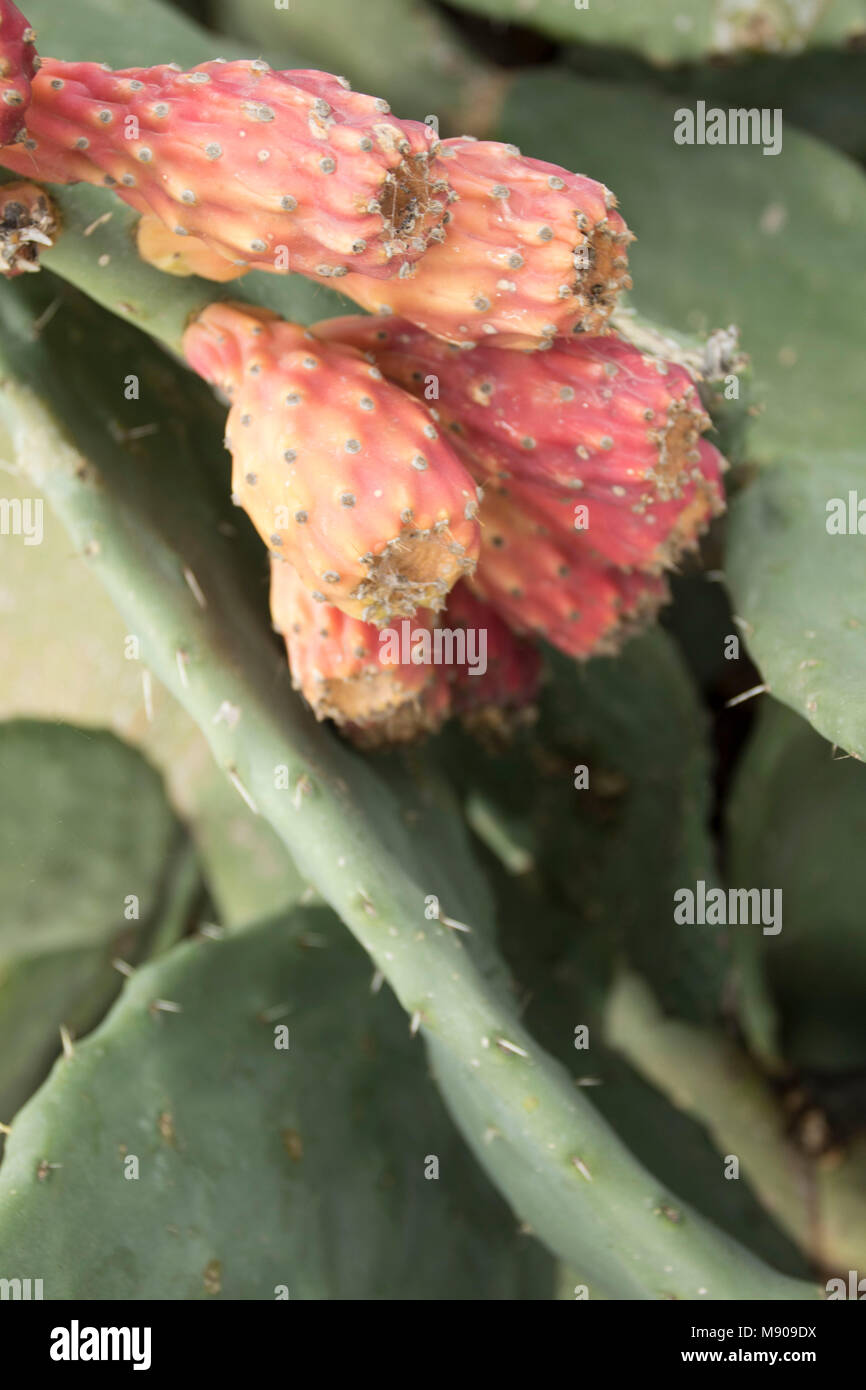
xmin=0 ymin=0 xmax=37 ymax=147
xmin=269 ymin=555 xmax=447 ymax=744
xmin=183 ymin=301 xmax=481 ymax=627
xmin=335 ymin=136 xmax=632 ymax=347
xmin=0 ymin=55 xmax=451 ymax=282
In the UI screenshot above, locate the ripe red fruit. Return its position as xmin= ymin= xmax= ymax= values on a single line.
xmin=468 ymin=480 xmax=670 ymax=658
xmin=336 ymin=136 xmax=632 ymax=347
xmin=271 ymin=559 xmax=542 ymax=745
xmin=183 ymin=302 xmax=481 ymax=626
xmin=269 ymin=556 xmax=446 ymax=744
xmin=0 ymin=56 xmax=450 ymax=281
xmin=441 ymin=581 xmax=543 ymax=732
xmin=314 ymin=314 xmax=726 ymax=657
xmin=0 ymin=1 xmax=36 ymax=147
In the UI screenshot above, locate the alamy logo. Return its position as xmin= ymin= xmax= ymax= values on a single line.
xmin=50 ymin=1321 xmax=152 ymax=1371
xmin=0 ymin=497 xmax=43 ymax=545
xmin=826 ymin=492 xmax=866 ymax=534
xmin=674 ymin=103 xmax=782 ymax=156
xmin=826 ymin=1270 xmax=866 ymax=1299
xmin=674 ymin=880 xmax=782 ymax=935
xmin=379 ymin=620 xmax=487 ymax=677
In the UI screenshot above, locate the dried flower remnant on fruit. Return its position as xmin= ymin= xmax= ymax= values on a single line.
xmin=271 ymin=564 xmax=541 ymax=747
xmin=0 ymin=180 xmax=58 ymax=275
xmin=270 ymin=557 xmax=447 ymax=744
xmin=336 ymin=137 xmax=632 ymax=347
xmin=0 ymin=56 xmax=452 ymax=282
xmin=313 ymin=315 xmax=726 ymax=658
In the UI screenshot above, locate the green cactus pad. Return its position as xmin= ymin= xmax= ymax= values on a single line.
xmin=442 ymin=631 xmax=729 ymax=1024
xmin=0 ymin=719 xmax=197 ymax=1126
xmin=606 ymin=970 xmax=866 ymax=1276
xmin=727 ymin=454 xmax=866 ymax=760
xmin=211 ymin=0 xmax=490 ymax=129
xmin=443 ymin=0 xmax=866 ymax=63
xmin=728 ymin=696 xmax=866 ymax=1070
xmin=0 ymin=906 xmax=552 ymax=1300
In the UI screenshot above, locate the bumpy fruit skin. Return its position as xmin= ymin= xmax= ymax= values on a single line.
xmin=317 ymin=316 xmax=724 ymax=560
xmin=0 ymin=57 xmax=450 ymax=282
xmin=336 ymin=136 xmax=632 ymax=347
xmin=440 ymin=581 xmax=542 ymax=731
xmin=135 ymin=212 xmax=248 ymax=282
xmin=271 ymin=559 xmax=541 ymax=746
xmin=0 ymin=1 xmax=36 ymax=147
xmin=316 ymin=313 xmax=725 ymax=657
xmin=183 ymin=302 xmax=480 ymax=625
xmin=0 ymin=179 xmax=58 ymax=276
xmin=269 ymin=556 xmax=445 ymax=743
xmin=469 ymin=480 xmax=670 ymax=658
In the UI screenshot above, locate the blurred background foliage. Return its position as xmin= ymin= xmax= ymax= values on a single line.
xmin=0 ymin=0 xmax=864 ymax=1296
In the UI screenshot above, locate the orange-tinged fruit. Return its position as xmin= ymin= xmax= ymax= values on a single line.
xmin=183 ymin=302 xmax=480 ymax=625
xmin=1 ymin=57 xmax=450 ymax=281
xmin=337 ymin=136 xmax=632 ymax=347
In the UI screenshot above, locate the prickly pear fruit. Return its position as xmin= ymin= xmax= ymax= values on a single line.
xmin=269 ymin=556 xmax=446 ymax=744
xmin=441 ymin=582 xmax=543 ymax=732
xmin=0 ymin=179 xmax=58 ymax=276
xmin=487 ymin=447 xmax=724 ymax=574
xmin=469 ymin=481 xmax=669 ymax=659
xmin=315 ymin=314 xmax=725 ymax=571
xmin=335 ymin=136 xmax=632 ymax=347
xmin=183 ymin=302 xmax=481 ymax=626
xmin=271 ymin=557 xmax=540 ymax=746
xmin=0 ymin=57 xmax=450 ymax=282
xmin=135 ymin=212 xmax=248 ymax=282
xmin=0 ymin=1 xmax=36 ymax=146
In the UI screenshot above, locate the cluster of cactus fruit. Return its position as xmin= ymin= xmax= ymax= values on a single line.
xmin=0 ymin=0 xmax=728 ymax=744
xmin=7 ymin=0 xmax=865 ymax=1311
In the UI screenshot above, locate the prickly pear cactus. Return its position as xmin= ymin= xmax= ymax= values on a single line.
xmin=0 ymin=0 xmax=863 ymax=1314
